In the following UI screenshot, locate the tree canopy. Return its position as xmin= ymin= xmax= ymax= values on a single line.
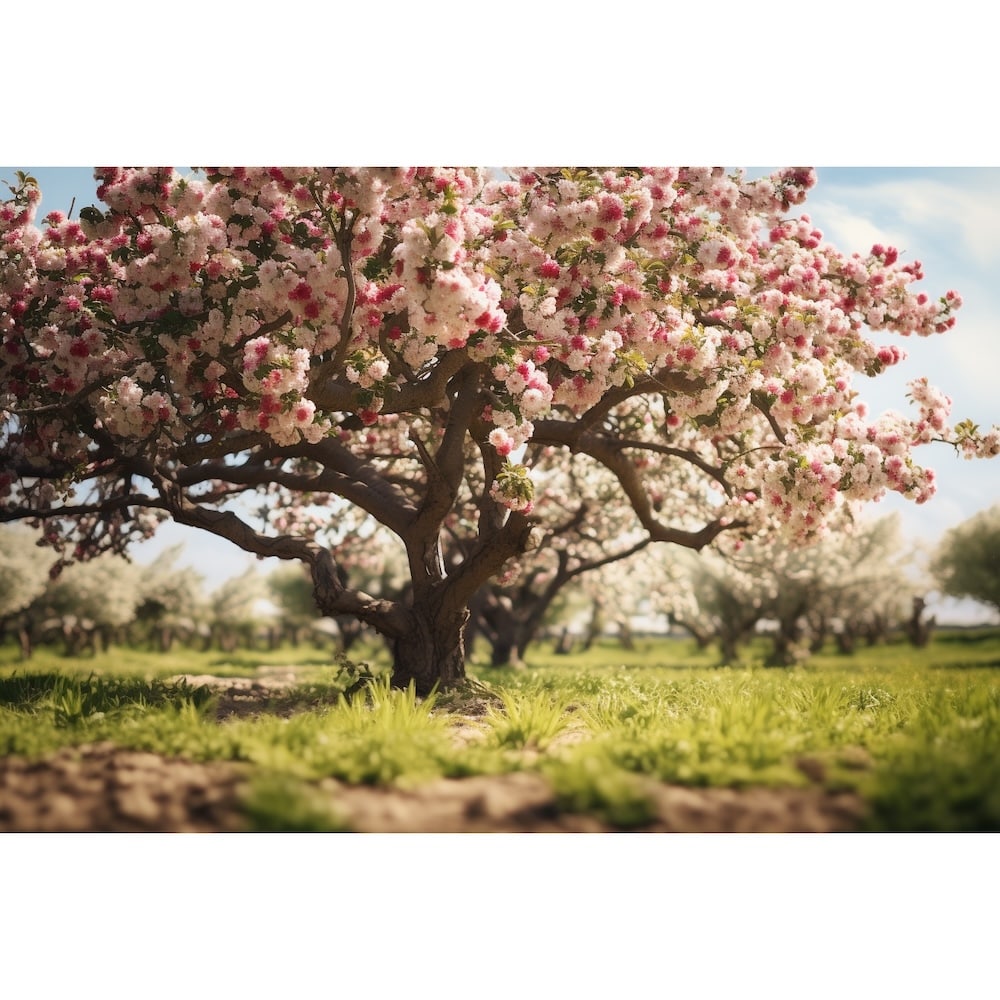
xmin=931 ymin=504 xmax=1000 ymax=617
xmin=2 ymin=167 xmax=997 ymax=691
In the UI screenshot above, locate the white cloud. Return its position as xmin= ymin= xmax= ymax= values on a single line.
xmin=812 ymin=171 xmax=1000 ymax=265
xmin=806 ymin=198 xmax=908 ymax=258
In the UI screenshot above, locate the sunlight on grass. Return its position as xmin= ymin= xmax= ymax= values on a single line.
xmin=2 ymin=632 xmax=999 ymax=830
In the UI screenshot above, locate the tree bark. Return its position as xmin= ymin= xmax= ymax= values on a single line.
xmin=554 ymin=627 xmax=575 ymax=655
xmin=158 ymin=626 xmax=175 ymax=653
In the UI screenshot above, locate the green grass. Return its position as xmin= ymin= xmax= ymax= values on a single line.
xmin=2 ymin=631 xmax=999 ymax=831
xmin=0 ymin=639 xmax=369 ymax=680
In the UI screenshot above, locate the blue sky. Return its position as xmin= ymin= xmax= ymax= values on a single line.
xmin=7 ymin=166 xmax=1000 ymax=618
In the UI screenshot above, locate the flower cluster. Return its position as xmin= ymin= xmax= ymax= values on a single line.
xmin=238 ymin=335 xmax=329 ymax=445
xmin=489 ymin=461 xmax=535 ymax=513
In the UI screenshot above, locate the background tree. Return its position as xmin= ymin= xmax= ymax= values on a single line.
xmin=667 ymin=547 xmax=769 ymax=662
xmin=570 ymin=544 xmax=685 ymax=652
xmin=0 ymin=524 xmax=59 ymax=657
xmin=811 ymin=514 xmax=920 ymax=653
xmin=666 ymin=514 xmax=920 ymax=664
xmin=131 ymin=544 xmax=207 ymax=651
xmin=206 ymin=568 xmax=268 ymax=652
xmin=3 ymin=167 xmax=997 ymax=693
xmin=463 ymin=452 xmax=654 ymax=666
xmin=302 ymin=516 xmax=412 ymax=654
xmin=267 ymin=562 xmax=321 ymax=646
xmin=931 ymin=504 xmax=1000 ymax=619
xmin=759 ymin=515 xmax=920 ymax=664
xmin=38 ymin=554 xmax=144 ymax=655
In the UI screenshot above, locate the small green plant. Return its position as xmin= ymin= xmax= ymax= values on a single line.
xmin=328 ymin=653 xmax=380 ymax=699
xmin=484 ymin=688 xmax=573 ymax=750
xmin=335 ymin=674 xmax=440 ymax=731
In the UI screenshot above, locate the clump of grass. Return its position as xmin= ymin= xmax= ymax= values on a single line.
xmin=0 ymin=672 xmax=215 ymax=715
xmin=337 ymin=674 xmax=439 ymax=730
xmin=483 ymin=688 xmax=574 ymax=750
xmin=861 ymin=677 xmax=1000 ymax=831
xmin=0 ymin=672 xmax=217 ymax=742
xmin=577 ymin=676 xmax=679 ymax=733
xmin=545 ymin=754 xmax=657 ymax=829
xmin=227 ymin=675 xmax=473 ymax=787
xmin=241 ymin=774 xmax=352 ymax=832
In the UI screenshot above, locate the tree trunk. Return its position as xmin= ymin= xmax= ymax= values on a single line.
xmin=336 ymin=617 xmax=365 ymax=653
xmin=583 ymin=597 xmax=606 ymax=651
xmin=809 ymin=616 xmax=828 ymax=653
xmin=390 ymin=606 xmax=469 ymax=696
xmin=489 ymin=633 xmax=525 ymax=669
xmin=473 ymin=592 xmax=540 ymax=668
xmin=554 ymin=627 xmax=575 ymax=655
xmin=158 ymin=626 xmax=175 ymax=653
xmin=306 ymin=512 xmax=535 ymax=695
xmin=615 ymin=616 xmax=634 ymax=651
xmin=18 ymin=624 xmax=33 ymax=660
xmin=906 ymin=598 xmax=935 ymax=648
xmin=766 ymin=605 xmax=811 ymax=667
xmin=835 ymin=627 xmax=857 ymax=655
xmin=718 ymin=632 xmax=740 ymax=664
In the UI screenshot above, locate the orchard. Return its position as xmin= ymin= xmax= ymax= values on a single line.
xmin=3 ymin=167 xmax=998 ymax=694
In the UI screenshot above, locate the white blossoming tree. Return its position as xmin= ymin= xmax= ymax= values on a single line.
xmin=460 ymin=450 xmax=658 ymax=665
xmin=39 ymin=554 xmax=144 ymax=654
xmin=206 ymin=567 xmax=267 ymax=652
xmin=0 ymin=524 xmax=58 ymax=657
xmin=132 ymin=544 xmax=207 ymax=651
xmin=666 ymin=514 xmax=920 ymax=664
xmin=3 ymin=167 xmax=997 ymax=693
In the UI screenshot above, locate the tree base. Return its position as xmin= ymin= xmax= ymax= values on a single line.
xmin=389 ymin=609 xmax=469 ymax=697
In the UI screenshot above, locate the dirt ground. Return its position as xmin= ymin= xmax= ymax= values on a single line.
xmin=0 ymin=672 xmax=867 ymax=834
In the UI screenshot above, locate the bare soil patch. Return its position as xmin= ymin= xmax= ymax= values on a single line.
xmin=172 ymin=668 xmax=319 ymax=720
xmin=0 ymin=742 xmax=248 ymax=833
xmin=0 ymin=742 xmax=865 ymax=833
xmin=1 ymin=671 xmax=866 ymax=833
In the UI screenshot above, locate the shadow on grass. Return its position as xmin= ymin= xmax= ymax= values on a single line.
xmin=207 ymin=652 xmax=335 ymax=670
xmin=0 ymin=672 xmax=215 ymax=712
xmin=934 ymin=628 xmax=1000 ymax=646
xmin=212 ymin=682 xmax=350 ymax=721
xmin=929 ymin=659 xmax=1000 ymax=670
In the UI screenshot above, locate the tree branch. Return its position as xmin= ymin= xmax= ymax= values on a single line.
xmin=532 ymin=421 xmax=742 ymax=550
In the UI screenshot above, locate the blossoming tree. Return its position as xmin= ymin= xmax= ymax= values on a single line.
xmin=2 ymin=167 xmax=997 ymax=693
xmin=0 ymin=524 xmax=58 ymax=657
xmin=666 ymin=513 xmax=920 ymax=664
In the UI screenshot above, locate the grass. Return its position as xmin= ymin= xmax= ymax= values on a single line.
xmin=0 ymin=639 xmax=356 ymax=680
xmin=2 ymin=631 xmax=999 ymax=831
xmin=483 ymin=687 xmax=575 ymax=750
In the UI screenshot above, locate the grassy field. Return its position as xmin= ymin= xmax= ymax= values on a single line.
xmin=2 ymin=630 xmax=998 ymax=831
